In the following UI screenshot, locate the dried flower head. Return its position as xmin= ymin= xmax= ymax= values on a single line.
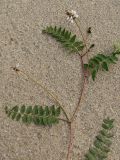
xmin=12 ymin=63 xmax=20 ymax=72
xmin=66 ymin=10 xmax=79 ymax=23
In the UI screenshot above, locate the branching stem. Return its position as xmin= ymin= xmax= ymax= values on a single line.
xmin=58 ymin=118 xmax=71 ymax=123
xmin=8 ymin=13 xmax=118 ymax=160
xmin=12 ymin=19 xmax=89 ymax=160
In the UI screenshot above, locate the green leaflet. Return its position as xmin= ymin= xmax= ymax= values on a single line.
xmin=84 ymin=117 xmax=114 ymax=160
xmin=5 ymin=105 xmax=61 ymax=126
xmin=43 ymin=26 xmax=84 ymax=53
xmin=84 ymin=47 xmax=120 ymax=81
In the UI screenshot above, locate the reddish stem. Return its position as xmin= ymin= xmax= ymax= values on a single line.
xmin=66 ymin=122 xmax=73 ymax=160
xmin=70 ymin=55 xmax=86 ymax=122
xmin=66 ymin=54 xmax=86 ymax=160
xmin=81 ymin=48 xmax=90 ymax=58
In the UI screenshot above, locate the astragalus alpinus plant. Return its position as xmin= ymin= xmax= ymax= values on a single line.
xmin=5 ymin=10 xmax=120 ymax=160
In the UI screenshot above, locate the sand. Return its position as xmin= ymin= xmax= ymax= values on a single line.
xmin=0 ymin=0 xmax=120 ymax=160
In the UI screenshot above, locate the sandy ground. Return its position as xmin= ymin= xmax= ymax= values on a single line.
xmin=0 ymin=0 xmax=120 ymax=160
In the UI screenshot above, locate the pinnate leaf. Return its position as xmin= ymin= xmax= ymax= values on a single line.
xmin=5 ymin=105 xmax=61 ymax=126
xmin=84 ymin=46 xmax=120 ymax=81
xmin=43 ymin=26 xmax=84 ymax=53
xmin=84 ymin=117 xmax=114 ymax=160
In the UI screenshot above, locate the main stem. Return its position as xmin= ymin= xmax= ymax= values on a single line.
xmin=66 ymin=122 xmax=72 ymax=160
xmin=66 ymin=55 xmax=86 ymax=160
xmin=66 ymin=18 xmax=88 ymax=159
xmin=70 ymin=55 xmax=86 ymax=122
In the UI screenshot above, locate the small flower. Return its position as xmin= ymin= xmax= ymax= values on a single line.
xmin=16 ymin=63 xmax=20 ymax=68
xmin=66 ymin=10 xmax=79 ymax=23
xmin=71 ymin=10 xmax=79 ymax=18
xmin=67 ymin=16 xmax=74 ymax=23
